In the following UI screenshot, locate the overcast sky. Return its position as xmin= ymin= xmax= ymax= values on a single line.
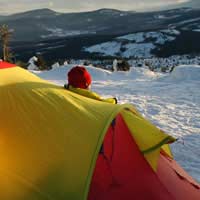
xmin=0 ymin=0 xmax=190 ymax=14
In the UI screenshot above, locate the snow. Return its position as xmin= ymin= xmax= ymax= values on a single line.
xmin=118 ymin=30 xmax=178 ymax=43
xmin=161 ymin=29 xmax=180 ymax=35
xmin=27 ymin=56 xmax=38 ymax=70
xmin=122 ymin=43 xmax=155 ymax=58
xmin=129 ymin=55 xmax=200 ymax=70
xmin=176 ymin=17 xmax=200 ymax=25
xmin=41 ymin=45 xmax=65 ymax=50
xmin=85 ymin=40 xmax=156 ymax=58
xmin=51 ymin=62 xmax=60 ymax=69
xmin=118 ymin=32 xmax=145 ymax=42
xmin=163 ymin=65 xmax=200 ymax=81
xmin=85 ymin=41 xmax=122 ymax=57
xmin=41 ymin=28 xmax=96 ymax=38
xmin=154 ymin=14 xmax=181 ymax=20
xmin=156 ymin=15 xmax=166 ymax=19
xmin=84 ymin=29 xmax=179 ymax=58
xmin=36 ymin=64 xmax=200 ymax=183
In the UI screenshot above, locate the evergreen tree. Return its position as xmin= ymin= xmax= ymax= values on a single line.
xmin=0 ymin=24 xmax=13 ymax=62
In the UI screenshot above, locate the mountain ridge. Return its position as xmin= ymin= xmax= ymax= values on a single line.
xmin=0 ymin=7 xmax=199 ymax=41
xmin=0 ymin=7 xmax=200 ymax=62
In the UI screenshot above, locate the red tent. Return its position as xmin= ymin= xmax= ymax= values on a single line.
xmin=89 ymin=115 xmax=200 ymax=200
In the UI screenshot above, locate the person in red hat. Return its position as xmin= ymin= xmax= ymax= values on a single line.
xmin=64 ymin=66 xmax=117 ymax=104
xmin=67 ymin=66 xmax=92 ymax=89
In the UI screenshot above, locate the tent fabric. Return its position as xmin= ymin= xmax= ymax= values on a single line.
xmin=88 ymin=114 xmax=175 ymax=200
xmin=121 ymin=108 xmax=175 ymax=170
xmin=0 ymin=65 xmax=126 ymax=200
xmin=88 ymin=115 xmax=200 ymax=200
xmin=67 ymin=85 xmax=117 ymax=104
xmin=157 ymin=151 xmax=200 ymax=200
xmin=0 ymin=62 xmax=199 ymax=200
xmin=0 ymin=61 xmax=16 ymax=69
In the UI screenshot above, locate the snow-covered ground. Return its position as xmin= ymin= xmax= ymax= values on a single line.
xmin=36 ymin=64 xmax=200 ymax=183
xmin=129 ymin=55 xmax=200 ymax=70
xmin=84 ymin=29 xmax=180 ymax=58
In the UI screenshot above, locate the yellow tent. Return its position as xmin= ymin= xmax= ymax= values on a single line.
xmin=1 ymin=62 xmax=198 ymax=200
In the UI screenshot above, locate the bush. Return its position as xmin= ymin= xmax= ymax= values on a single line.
xmin=117 ymin=60 xmax=130 ymax=71
xmin=35 ymin=55 xmax=49 ymax=70
xmin=15 ymin=60 xmax=28 ymax=69
xmin=161 ymin=66 xmax=167 ymax=73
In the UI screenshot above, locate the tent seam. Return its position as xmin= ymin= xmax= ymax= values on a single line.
xmin=83 ymin=104 xmax=132 ymax=200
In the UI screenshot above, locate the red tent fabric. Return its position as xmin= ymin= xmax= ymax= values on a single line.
xmin=88 ymin=114 xmax=200 ymax=200
xmin=157 ymin=151 xmax=200 ymax=200
xmin=0 ymin=61 xmax=16 ymax=69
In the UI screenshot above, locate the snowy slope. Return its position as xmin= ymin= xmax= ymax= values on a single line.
xmin=36 ymin=65 xmax=200 ymax=183
xmin=84 ymin=29 xmax=180 ymax=58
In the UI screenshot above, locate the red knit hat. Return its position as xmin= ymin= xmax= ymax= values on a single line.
xmin=67 ymin=66 xmax=92 ymax=89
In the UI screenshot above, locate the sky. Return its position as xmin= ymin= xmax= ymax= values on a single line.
xmin=0 ymin=0 xmax=190 ymax=15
